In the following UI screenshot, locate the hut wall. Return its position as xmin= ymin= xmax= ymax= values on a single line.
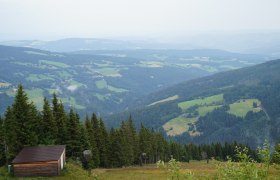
xmin=13 ymin=161 xmax=59 ymax=177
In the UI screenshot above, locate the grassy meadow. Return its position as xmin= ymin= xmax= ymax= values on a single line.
xmin=1 ymin=160 xmax=279 ymax=180
xmin=228 ymin=99 xmax=262 ymax=117
xmin=178 ymin=94 xmax=223 ymax=111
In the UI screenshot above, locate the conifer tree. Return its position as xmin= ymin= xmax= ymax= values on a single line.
xmin=85 ymin=115 xmax=99 ymax=168
xmin=0 ymin=116 xmax=5 ymax=165
xmin=91 ymin=112 xmax=101 ymax=167
xmin=66 ymin=109 xmax=81 ymax=157
xmin=108 ymin=128 xmax=122 ymax=167
xmin=139 ymin=123 xmax=152 ymax=162
xmin=53 ymin=99 xmax=67 ymax=145
xmin=99 ymin=119 xmax=109 ymax=167
xmin=12 ymin=84 xmax=38 ymax=151
xmin=41 ymin=97 xmax=57 ymax=144
xmin=3 ymin=106 xmax=17 ymax=162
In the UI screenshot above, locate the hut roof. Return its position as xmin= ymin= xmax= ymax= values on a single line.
xmin=12 ymin=145 xmax=66 ymax=164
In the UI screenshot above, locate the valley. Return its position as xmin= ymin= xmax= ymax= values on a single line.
xmin=0 ymin=45 xmax=266 ymax=117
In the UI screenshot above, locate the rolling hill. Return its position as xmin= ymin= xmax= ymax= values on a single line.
xmin=105 ymin=59 xmax=280 ymax=148
xmin=0 ymin=45 xmax=266 ymax=117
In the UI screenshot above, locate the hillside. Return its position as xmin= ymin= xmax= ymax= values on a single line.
xmin=0 ymin=45 xmax=266 ymax=117
xmin=105 ymin=59 xmax=280 ymax=148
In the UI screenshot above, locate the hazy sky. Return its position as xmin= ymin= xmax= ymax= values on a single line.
xmin=1 ymin=0 xmax=280 ymax=41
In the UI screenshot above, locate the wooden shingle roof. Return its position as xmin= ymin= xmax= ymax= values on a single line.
xmin=12 ymin=145 xmax=66 ymax=164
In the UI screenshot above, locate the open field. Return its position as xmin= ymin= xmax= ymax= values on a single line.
xmin=163 ymin=116 xmax=199 ymax=136
xmin=96 ymin=79 xmax=128 ymax=93
xmin=228 ymin=99 xmax=262 ymax=117
xmin=26 ymin=88 xmax=44 ymax=110
xmin=26 ymin=74 xmax=54 ymax=82
xmin=95 ymin=161 xmax=280 ymax=180
xmin=197 ymin=105 xmax=222 ymax=116
xmin=178 ymin=94 xmax=223 ymax=111
xmin=1 ymin=160 xmax=279 ymax=179
xmin=61 ymin=97 xmax=86 ymax=110
xmin=39 ymin=60 xmax=70 ymax=68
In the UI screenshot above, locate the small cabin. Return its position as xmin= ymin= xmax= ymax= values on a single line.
xmin=12 ymin=145 xmax=66 ymax=177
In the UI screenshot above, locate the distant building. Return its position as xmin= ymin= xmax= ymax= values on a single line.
xmin=12 ymin=145 xmax=66 ymax=177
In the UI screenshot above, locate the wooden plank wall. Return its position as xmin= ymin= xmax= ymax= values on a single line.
xmin=13 ymin=161 xmax=59 ymax=177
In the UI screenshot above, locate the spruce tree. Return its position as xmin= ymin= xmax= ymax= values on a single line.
xmin=41 ymin=97 xmax=57 ymax=144
xmin=85 ymin=115 xmax=99 ymax=168
xmin=99 ymin=119 xmax=109 ymax=167
xmin=3 ymin=106 xmax=17 ymax=162
xmin=108 ymin=128 xmax=122 ymax=167
xmin=66 ymin=109 xmax=81 ymax=157
xmin=91 ymin=112 xmax=101 ymax=167
xmin=0 ymin=116 xmax=6 ymax=165
xmin=53 ymin=99 xmax=67 ymax=145
xmin=12 ymin=84 xmax=37 ymax=151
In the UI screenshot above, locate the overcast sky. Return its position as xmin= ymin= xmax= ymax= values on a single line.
xmin=0 ymin=0 xmax=280 ymax=41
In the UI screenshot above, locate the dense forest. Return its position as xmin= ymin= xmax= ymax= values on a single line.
xmin=0 ymin=85 xmax=261 ymax=168
xmin=106 ymin=59 xmax=280 ymax=148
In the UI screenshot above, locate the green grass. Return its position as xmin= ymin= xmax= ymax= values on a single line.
xmin=39 ymin=60 xmax=70 ymax=68
xmin=24 ymin=51 xmax=48 ymax=56
xmin=1 ymin=160 xmax=279 ymax=179
xmin=94 ymin=93 xmax=110 ymax=101
xmin=163 ymin=116 xmax=199 ymax=136
xmin=95 ymin=80 xmax=128 ymax=93
xmin=96 ymin=68 xmax=122 ymax=77
xmin=61 ymin=97 xmax=85 ymax=110
xmin=228 ymin=99 xmax=262 ymax=117
xmin=0 ymin=161 xmax=95 ymax=180
xmin=26 ymin=74 xmax=54 ymax=82
xmin=69 ymin=80 xmax=84 ymax=88
xmin=197 ymin=105 xmax=222 ymax=116
xmin=57 ymin=70 xmax=72 ymax=79
xmin=47 ymin=88 xmax=60 ymax=95
xmin=138 ymin=61 xmax=164 ymax=68
xmin=178 ymin=94 xmax=224 ymax=111
xmin=26 ymin=88 xmax=44 ymax=110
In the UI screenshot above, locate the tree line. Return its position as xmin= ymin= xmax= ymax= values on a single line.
xmin=0 ymin=84 xmax=270 ymax=168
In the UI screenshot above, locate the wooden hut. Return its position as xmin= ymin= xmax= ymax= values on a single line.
xmin=12 ymin=145 xmax=66 ymax=177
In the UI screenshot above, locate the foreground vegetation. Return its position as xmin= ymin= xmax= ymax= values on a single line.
xmin=1 ymin=160 xmax=279 ymax=179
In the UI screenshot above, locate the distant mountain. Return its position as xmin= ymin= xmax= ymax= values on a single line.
xmin=105 ymin=59 xmax=280 ymax=148
xmin=0 ymin=45 xmax=268 ymax=118
xmin=0 ymin=38 xmax=175 ymax=52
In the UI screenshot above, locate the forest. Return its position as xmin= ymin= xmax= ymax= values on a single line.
xmin=0 ymin=84 xmax=265 ymax=169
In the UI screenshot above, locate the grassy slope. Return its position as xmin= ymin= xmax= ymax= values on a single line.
xmin=164 ymin=94 xmax=224 ymax=136
xmin=228 ymin=99 xmax=261 ymax=117
xmin=178 ymin=94 xmax=223 ymax=111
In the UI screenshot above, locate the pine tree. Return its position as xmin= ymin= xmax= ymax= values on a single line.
xmin=108 ymin=128 xmax=122 ymax=167
xmin=139 ymin=123 xmax=152 ymax=162
xmin=99 ymin=119 xmax=109 ymax=167
xmin=91 ymin=112 xmax=101 ymax=167
xmin=127 ymin=116 xmax=139 ymax=163
xmin=53 ymin=98 xmax=67 ymax=145
xmin=0 ymin=116 xmax=6 ymax=165
xmin=66 ymin=109 xmax=81 ymax=157
xmin=41 ymin=97 xmax=57 ymax=144
xmin=26 ymin=102 xmax=40 ymax=146
xmin=12 ymin=84 xmax=38 ymax=151
xmin=85 ymin=115 xmax=99 ymax=168
xmin=3 ymin=106 xmax=17 ymax=162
